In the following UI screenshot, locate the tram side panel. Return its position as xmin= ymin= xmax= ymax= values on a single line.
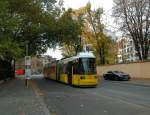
xmin=43 ymin=66 xmax=48 ymax=78
xmin=57 ymin=63 xmax=69 ymax=84
xmin=43 ymin=63 xmax=57 ymax=80
xmin=49 ymin=65 xmax=57 ymax=80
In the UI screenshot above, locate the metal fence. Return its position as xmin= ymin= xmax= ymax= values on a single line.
xmin=0 ymin=59 xmax=15 ymax=80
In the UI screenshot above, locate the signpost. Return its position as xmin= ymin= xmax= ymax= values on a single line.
xmin=25 ymin=56 xmax=31 ymax=87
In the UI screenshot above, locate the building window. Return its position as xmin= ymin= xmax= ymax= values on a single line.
xmin=130 ymin=47 xmax=133 ymax=52
xmin=127 ymin=48 xmax=130 ymax=53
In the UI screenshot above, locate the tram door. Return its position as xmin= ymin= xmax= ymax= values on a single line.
xmin=56 ymin=63 xmax=61 ymax=81
xmin=67 ymin=62 xmax=72 ymax=85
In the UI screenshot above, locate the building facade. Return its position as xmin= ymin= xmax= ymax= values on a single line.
xmin=117 ymin=37 xmax=139 ymax=63
xmin=117 ymin=36 xmax=150 ymax=63
xmin=31 ymin=55 xmax=56 ymax=73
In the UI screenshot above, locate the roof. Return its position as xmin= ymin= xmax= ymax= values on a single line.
xmin=59 ymin=51 xmax=95 ymax=64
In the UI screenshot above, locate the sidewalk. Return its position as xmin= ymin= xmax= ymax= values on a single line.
xmin=0 ymin=79 xmax=46 ymax=115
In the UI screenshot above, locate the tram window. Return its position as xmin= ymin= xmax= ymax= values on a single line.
xmin=62 ymin=64 xmax=67 ymax=74
xmin=74 ymin=58 xmax=96 ymax=75
xmin=60 ymin=64 xmax=64 ymax=74
xmin=73 ymin=59 xmax=85 ymax=74
xmin=67 ymin=62 xmax=72 ymax=74
xmin=73 ymin=64 xmax=78 ymax=74
xmin=80 ymin=58 xmax=89 ymax=74
xmin=89 ymin=58 xmax=96 ymax=74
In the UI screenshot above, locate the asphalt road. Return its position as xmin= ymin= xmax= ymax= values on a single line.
xmin=33 ymin=76 xmax=150 ymax=115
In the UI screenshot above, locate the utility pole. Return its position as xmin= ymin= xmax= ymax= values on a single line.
xmin=25 ymin=40 xmax=30 ymax=88
xmin=26 ymin=41 xmax=29 ymax=56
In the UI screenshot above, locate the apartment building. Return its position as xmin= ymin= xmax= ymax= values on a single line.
xmin=117 ymin=37 xmax=139 ymax=63
xmin=31 ymin=55 xmax=56 ymax=73
xmin=118 ymin=37 xmax=150 ymax=63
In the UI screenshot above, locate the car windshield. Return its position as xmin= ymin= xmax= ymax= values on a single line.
xmin=114 ymin=71 xmax=124 ymax=74
xmin=107 ymin=71 xmax=112 ymax=73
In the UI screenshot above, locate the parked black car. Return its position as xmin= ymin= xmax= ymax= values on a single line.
xmin=103 ymin=71 xmax=131 ymax=81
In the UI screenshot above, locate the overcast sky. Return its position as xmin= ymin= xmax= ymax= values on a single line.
xmin=45 ymin=0 xmax=114 ymax=59
xmin=63 ymin=0 xmax=113 ymax=11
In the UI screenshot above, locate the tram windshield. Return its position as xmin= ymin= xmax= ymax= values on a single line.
xmin=73 ymin=58 xmax=96 ymax=75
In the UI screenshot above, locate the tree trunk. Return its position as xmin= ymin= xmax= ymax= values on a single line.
xmin=99 ymin=48 xmax=102 ymax=65
xmin=143 ymin=40 xmax=149 ymax=60
xmin=99 ymin=48 xmax=105 ymax=65
xmin=135 ymin=45 xmax=142 ymax=61
xmin=102 ymin=43 xmax=105 ymax=64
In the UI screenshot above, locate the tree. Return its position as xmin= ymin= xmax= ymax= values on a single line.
xmin=83 ymin=3 xmax=117 ymax=64
xmin=59 ymin=8 xmax=82 ymax=57
xmin=61 ymin=44 xmax=76 ymax=58
xmin=113 ymin=0 xmax=150 ymax=61
xmin=0 ymin=38 xmax=22 ymax=61
xmin=0 ymin=0 xmax=23 ymax=60
xmin=0 ymin=0 xmax=62 ymax=59
xmin=0 ymin=0 xmax=68 ymax=78
xmin=0 ymin=0 xmax=85 ymax=60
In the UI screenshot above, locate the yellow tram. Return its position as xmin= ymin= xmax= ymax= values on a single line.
xmin=43 ymin=52 xmax=98 ymax=87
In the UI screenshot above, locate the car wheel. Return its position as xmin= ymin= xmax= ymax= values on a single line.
xmin=103 ymin=75 xmax=106 ymax=80
xmin=104 ymin=76 xmax=108 ymax=80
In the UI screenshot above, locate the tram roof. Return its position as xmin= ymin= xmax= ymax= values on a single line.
xmin=59 ymin=51 xmax=95 ymax=64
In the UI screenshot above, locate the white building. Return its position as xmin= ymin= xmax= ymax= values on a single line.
xmin=104 ymin=29 xmax=117 ymax=40
xmin=117 ymin=37 xmax=139 ymax=63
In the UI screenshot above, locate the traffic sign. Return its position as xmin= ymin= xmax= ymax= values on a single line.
xmin=25 ymin=56 xmax=31 ymax=80
xmin=25 ymin=56 xmax=31 ymax=66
